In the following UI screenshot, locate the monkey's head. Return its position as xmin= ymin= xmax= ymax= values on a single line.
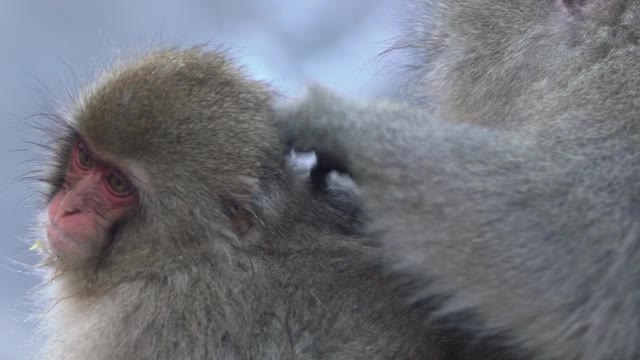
xmin=407 ymin=0 xmax=640 ymax=129
xmin=39 ymin=48 xmax=281 ymax=281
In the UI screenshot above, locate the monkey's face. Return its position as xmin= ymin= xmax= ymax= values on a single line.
xmin=38 ymin=48 xmax=278 ymax=273
xmin=46 ymin=140 xmax=138 ymax=261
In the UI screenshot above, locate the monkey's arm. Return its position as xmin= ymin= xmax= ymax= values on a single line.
xmin=277 ymin=88 xmax=640 ymax=360
xmin=278 ymin=87 xmax=435 ymax=182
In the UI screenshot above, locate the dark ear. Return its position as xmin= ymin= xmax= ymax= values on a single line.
xmin=223 ymin=176 xmax=260 ymax=235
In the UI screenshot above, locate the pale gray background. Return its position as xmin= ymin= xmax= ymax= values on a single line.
xmin=0 ymin=1 xmax=407 ymax=358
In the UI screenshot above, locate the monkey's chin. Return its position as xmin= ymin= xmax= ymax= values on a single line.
xmin=46 ymin=222 xmax=97 ymax=261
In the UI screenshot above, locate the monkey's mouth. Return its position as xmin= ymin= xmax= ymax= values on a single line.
xmin=46 ymin=221 xmax=90 ymax=259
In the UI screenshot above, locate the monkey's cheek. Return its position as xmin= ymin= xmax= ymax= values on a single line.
xmin=46 ymin=222 xmax=98 ymax=260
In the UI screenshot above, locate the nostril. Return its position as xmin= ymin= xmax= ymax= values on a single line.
xmin=62 ymin=208 xmax=81 ymax=216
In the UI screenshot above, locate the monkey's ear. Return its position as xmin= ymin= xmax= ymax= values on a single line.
xmin=223 ymin=176 xmax=260 ymax=235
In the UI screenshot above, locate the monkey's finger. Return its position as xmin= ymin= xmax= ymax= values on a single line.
xmin=309 ymin=150 xmax=354 ymax=188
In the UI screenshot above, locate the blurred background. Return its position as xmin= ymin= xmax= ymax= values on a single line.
xmin=0 ymin=0 xmax=408 ymax=358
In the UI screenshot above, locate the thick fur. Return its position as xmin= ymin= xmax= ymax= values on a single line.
xmin=280 ymin=59 xmax=640 ymax=360
xmin=403 ymin=0 xmax=640 ymax=131
xmin=32 ymin=48 xmax=450 ymax=360
xmin=402 ymin=4 xmax=640 ymax=358
xmin=277 ymin=0 xmax=640 ymax=354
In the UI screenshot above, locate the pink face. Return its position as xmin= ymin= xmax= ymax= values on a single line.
xmin=46 ymin=141 xmax=138 ymax=260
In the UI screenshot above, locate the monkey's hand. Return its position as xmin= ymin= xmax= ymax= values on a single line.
xmin=276 ymin=86 xmax=425 ymax=186
xmin=277 ymin=86 xmax=357 ymax=179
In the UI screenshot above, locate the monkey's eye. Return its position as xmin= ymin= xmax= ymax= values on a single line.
xmin=76 ymin=145 xmax=94 ymax=169
xmin=106 ymin=173 xmax=133 ymax=196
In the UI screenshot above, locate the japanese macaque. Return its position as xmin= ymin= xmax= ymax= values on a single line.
xmin=277 ymin=0 xmax=640 ymax=359
xmin=31 ymin=47 xmax=453 ymax=360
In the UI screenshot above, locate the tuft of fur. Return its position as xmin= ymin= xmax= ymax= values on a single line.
xmin=399 ymin=0 xmax=640 ymax=131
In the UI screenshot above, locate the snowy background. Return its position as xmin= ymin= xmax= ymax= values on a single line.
xmin=0 ymin=0 xmax=407 ymax=358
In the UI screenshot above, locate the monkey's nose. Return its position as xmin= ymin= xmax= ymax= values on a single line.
xmin=59 ymin=196 xmax=85 ymax=216
xmin=62 ymin=208 xmax=82 ymax=216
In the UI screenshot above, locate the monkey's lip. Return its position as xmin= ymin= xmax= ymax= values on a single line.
xmin=46 ymin=221 xmax=84 ymax=257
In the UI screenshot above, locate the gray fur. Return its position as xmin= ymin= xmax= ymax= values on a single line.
xmin=402 ymin=0 xmax=640 ymax=131
xmin=277 ymin=0 xmax=640 ymax=357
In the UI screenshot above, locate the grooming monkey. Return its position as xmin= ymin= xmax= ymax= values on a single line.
xmin=30 ymin=47 xmax=455 ymax=360
xmin=278 ymin=0 xmax=640 ymax=359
